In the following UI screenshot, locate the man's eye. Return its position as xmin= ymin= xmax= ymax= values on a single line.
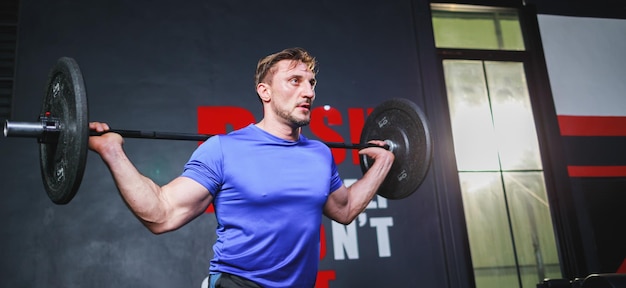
xmin=290 ymin=78 xmax=299 ymax=84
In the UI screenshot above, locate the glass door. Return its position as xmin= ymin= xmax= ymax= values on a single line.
xmin=431 ymin=4 xmax=562 ymax=288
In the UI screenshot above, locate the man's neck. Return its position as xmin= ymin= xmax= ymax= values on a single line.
xmin=255 ymin=119 xmax=300 ymax=141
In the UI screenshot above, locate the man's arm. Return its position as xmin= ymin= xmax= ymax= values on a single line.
xmin=89 ymin=122 xmax=213 ymax=234
xmin=323 ymin=141 xmax=394 ymax=225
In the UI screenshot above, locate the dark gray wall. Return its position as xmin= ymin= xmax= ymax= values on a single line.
xmin=3 ymin=0 xmax=622 ymax=287
xmin=1 ymin=0 xmax=448 ymax=287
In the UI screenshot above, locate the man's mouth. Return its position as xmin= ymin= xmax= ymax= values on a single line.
xmin=297 ymin=102 xmax=311 ymax=111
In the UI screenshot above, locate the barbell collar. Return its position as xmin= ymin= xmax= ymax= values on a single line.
xmin=4 ymin=119 xmax=60 ymax=142
xmin=3 ymin=120 xmax=44 ymax=138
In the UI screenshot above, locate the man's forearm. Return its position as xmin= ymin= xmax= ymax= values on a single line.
xmin=99 ymin=145 xmax=167 ymax=229
xmin=345 ymin=160 xmax=391 ymax=222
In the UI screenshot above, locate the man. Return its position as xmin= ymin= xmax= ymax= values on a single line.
xmin=88 ymin=47 xmax=394 ymax=287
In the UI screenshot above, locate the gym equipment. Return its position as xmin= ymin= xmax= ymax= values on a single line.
xmin=3 ymin=57 xmax=433 ymax=204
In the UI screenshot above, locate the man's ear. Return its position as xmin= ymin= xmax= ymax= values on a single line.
xmin=256 ymin=83 xmax=271 ymax=103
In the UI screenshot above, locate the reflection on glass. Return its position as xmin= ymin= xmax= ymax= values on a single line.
xmin=459 ymin=172 xmax=518 ymax=287
xmin=503 ymin=172 xmax=561 ymax=287
xmin=444 ymin=59 xmax=562 ymax=288
xmin=444 ymin=60 xmax=500 ymax=171
xmin=485 ymin=62 xmax=542 ymax=170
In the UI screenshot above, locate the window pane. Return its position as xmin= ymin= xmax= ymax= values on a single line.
xmin=445 ymin=59 xmax=563 ymax=288
xmin=444 ymin=60 xmax=500 ymax=170
xmin=431 ymin=4 xmax=525 ymax=51
xmin=459 ymin=172 xmax=518 ymax=287
xmin=484 ymin=62 xmax=542 ymax=170
xmin=432 ymin=11 xmax=500 ymax=50
xmin=500 ymin=17 xmax=525 ymax=50
xmin=503 ymin=172 xmax=561 ymax=286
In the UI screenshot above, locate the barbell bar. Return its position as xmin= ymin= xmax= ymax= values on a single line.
xmin=2 ymin=57 xmax=433 ymax=204
xmin=5 ymin=120 xmax=392 ymax=150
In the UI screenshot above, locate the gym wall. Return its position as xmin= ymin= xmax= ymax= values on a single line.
xmin=1 ymin=0 xmax=624 ymax=287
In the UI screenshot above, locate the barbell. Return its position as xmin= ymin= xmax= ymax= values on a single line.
xmin=3 ymin=57 xmax=433 ymax=205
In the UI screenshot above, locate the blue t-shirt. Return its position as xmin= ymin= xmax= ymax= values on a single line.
xmin=182 ymin=124 xmax=343 ymax=287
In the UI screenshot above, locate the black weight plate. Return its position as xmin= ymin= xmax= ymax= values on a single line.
xmin=360 ymin=98 xmax=433 ymax=199
xmin=39 ymin=57 xmax=89 ymax=204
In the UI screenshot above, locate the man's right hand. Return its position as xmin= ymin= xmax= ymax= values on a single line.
xmin=88 ymin=122 xmax=124 ymax=155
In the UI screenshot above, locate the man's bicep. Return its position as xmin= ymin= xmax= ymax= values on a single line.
xmin=323 ymin=185 xmax=349 ymax=223
xmin=163 ymin=176 xmax=213 ymax=215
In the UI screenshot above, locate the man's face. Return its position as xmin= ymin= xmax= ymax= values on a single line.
xmin=265 ymin=60 xmax=316 ymax=127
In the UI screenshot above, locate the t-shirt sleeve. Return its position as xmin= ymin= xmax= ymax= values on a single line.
xmin=181 ymin=136 xmax=223 ymax=197
xmin=329 ymin=157 xmax=343 ymax=193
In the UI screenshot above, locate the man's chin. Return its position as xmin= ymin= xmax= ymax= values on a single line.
xmin=295 ymin=120 xmax=310 ymax=127
xmin=292 ymin=117 xmax=311 ymax=127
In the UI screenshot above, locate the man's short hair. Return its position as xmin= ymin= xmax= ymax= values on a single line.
xmin=254 ymin=47 xmax=317 ymax=86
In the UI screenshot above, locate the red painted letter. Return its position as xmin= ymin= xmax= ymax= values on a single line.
xmin=310 ymin=107 xmax=345 ymax=164
xmin=197 ymin=106 xmax=256 ymax=136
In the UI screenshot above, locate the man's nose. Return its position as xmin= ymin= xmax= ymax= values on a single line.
xmin=303 ymin=84 xmax=315 ymax=99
